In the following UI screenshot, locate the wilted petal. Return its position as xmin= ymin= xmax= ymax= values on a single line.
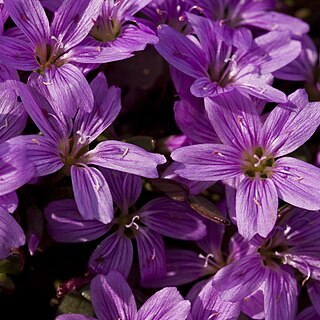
xmin=71 ymin=165 xmax=114 ymax=224
xmin=87 ymin=140 xmax=166 ymax=178
xmin=264 ymin=267 xmax=298 ymax=320
xmin=191 ymin=277 xmax=241 ymax=320
xmin=91 ymin=272 xmax=137 ymax=320
xmin=236 ymin=177 xmax=278 ymax=239
xmin=74 ymin=73 xmax=121 ymax=145
xmin=172 ymin=144 xmax=242 ymax=181
xmin=136 ymin=227 xmax=166 ymax=282
xmin=137 ymin=287 xmax=190 ymax=320
xmin=89 ymin=232 xmax=133 ymax=278
xmin=138 ymin=197 xmax=206 ymax=240
xmin=51 ymin=0 xmax=104 ymax=50
xmin=273 ymin=157 xmax=320 ymax=210
xmin=212 ymin=254 xmax=268 ymax=302
xmin=4 ymin=0 xmax=49 ymax=46
xmin=45 ymin=199 xmax=109 ymax=243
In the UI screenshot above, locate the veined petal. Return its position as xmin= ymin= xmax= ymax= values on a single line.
xmin=51 ymin=0 xmax=104 ymax=50
xmin=142 ymin=249 xmax=212 ymax=288
xmin=174 ymin=96 xmax=219 ymax=144
xmin=296 ymin=306 xmax=319 ymax=320
xmin=155 ymin=24 xmax=207 ymax=78
xmin=236 ymin=74 xmax=287 ymax=103
xmin=20 ymin=135 xmax=63 ymax=177
xmin=137 ymin=287 xmax=190 ymax=320
xmin=136 ymin=227 xmax=166 ymax=282
xmin=0 ymin=139 xmax=35 ymax=195
xmin=204 ymin=91 xmax=262 ymax=151
xmin=272 ymin=157 xmax=320 ymax=210
xmin=264 ymin=267 xmax=298 ymax=320
xmin=0 ymin=36 xmax=38 ymax=70
xmin=100 ymin=168 xmax=141 ymax=211
xmin=89 ymin=232 xmax=133 ymax=278
xmin=44 ymin=64 xmax=94 ymax=117
xmin=212 ymin=254 xmax=268 ymax=302
xmin=91 ymin=272 xmax=137 ymax=320
xmin=86 ymin=140 xmax=166 ymax=178
xmin=4 ymin=0 xmax=49 ymax=46
xmin=45 ymin=199 xmax=109 ymax=243
xmin=171 ymin=144 xmax=242 ymax=181
xmin=71 ymin=166 xmax=114 ymax=224
xmin=308 ymin=280 xmax=320 ymax=316
xmin=191 ymin=277 xmax=241 ymax=320
xmin=0 ymin=192 xmax=18 ymax=214
xmin=0 ymin=211 xmax=25 ymax=259
xmin=241 ymin=290 xmax=265 ymax=320
xmin=236 ymin=177 xmax=278 ymax=239
xmin=190 ymin=77 xmax=234 ymax=98
xmin=262 ymin=89 xmax=320 ymax=157
xmin=115 ymin=0 xmax=152 ymax=17
xmin=0 ymin=80 xmax=27 ymax=142
xmin=138 ymin=197 xmax=206 ymax=240
xmin=74 ymin=72 xmax=121 ymax=145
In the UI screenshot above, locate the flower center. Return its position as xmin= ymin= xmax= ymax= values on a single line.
xmin=35 ymin=37 xmax=66 ymax=74
xmin=90 ymin=17 xmax=121 ymax=43
xmin=242 ymin=147 xmax=275 ymax=179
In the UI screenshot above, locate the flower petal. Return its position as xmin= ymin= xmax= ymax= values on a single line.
xmin=73 ymin=72 xmax=121 ymax=145
xmin=191 ymin=277 xmax=241 ymax=320
xmin=236 ymin=177 xmax=278 ymax=239
xmin=51 ymin=0 xmax=104 ymax=50
xmin=4 ymin=0 xmax=49 ymax=46
xmin=89 ymin=232 xmax=133 ymax=278
xmin=272 ymin=157 xmax=320 ymax=210
xmin=91 ymin=272 xmax=137 ymax=320
xmin=99 ymin=168 xmax=141 ymax=211
xmin=45 ymin=199 xmax=109 ymax=243
xmin=136 ymin=227 xmax=166 ymax=282
xmin=71 ymin=165 xmax=114 ymax=224
xmin=137 ymin=287 xmax=190 ymax=320
xmin=0 ymin=211 xmax=25 ymax=259
xmin=262 ymin=89 xmax=320 ymax=157
xmin=171 ymin=144 xmax=242 ymax=181
xmin=264 ymin=267 xmax=298 ymax=320
xmin=87 ymin=140 xmax=166 ymax=178
xmin=212 ymin=254 xmax=268 ymax=302
xmin=204 ymin=91 xmax=262 ymax=151
xmin=155 ymin=24 xmax=207 ymax=78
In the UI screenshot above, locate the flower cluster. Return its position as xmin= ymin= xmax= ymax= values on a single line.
xmin=0 ymin=0 xmax=320 ymax=319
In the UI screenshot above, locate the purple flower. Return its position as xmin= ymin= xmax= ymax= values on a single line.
xmin=172 ymin=90 xmax=320 ymax=239
xmin=155 ymin=14 xmax=301 ymax=102
xmin=0 ymin=80 xmax=34 ymax=258
xmin=45 ymin=169 xmax=206 ymax=282
xmin=186 ymin=0 xmax=309 ymax=49
xmin=56 ymin=271 xmax=191 ymax=320
xmin=82 ymin=0 xmax=158 ymax=55
xmin=212 ymin=206 xmax=320 ymax=320
xmin=142 ymin=0 xmax=193 ymax=33
xmin=0 ymin=0 xmax=131 ymax=116
xmin=18 ymin=73 xmax=166 ymax=224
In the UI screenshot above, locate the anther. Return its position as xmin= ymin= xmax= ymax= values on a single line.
xmin=125 ymin=215 xmax=140 ymax=230
xmin=121 ymin=148 xmax=129 ymax=158
xmin=198 ymin=253 xmax=214 ymax=268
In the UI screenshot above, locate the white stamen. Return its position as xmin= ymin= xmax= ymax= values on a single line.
xmin=43 ymin=81 xmax=53 ymax=86
xmin=50 ymin=35 xmax=64 ymax=49
xmin=31 ymin=138 xmax=41 ymax=145
xmin=253 ymin=154 xmax=267 ymax=167
xmin=125 ymin=215 xmax=140 ymax=230
xmin=121 ymin=147 xmax=129 ymax=158
xmin=283 ymin=224 xmax=291 ymax=236
xmin=293 ymin=176 xmax=304 ymax=182
xmin=208 ymin=313 xmax=220 ymax=320
xmin=0 ymin=118 xmax=8 ymax=130
xmin=76 ymin=130 xmax=91 ymax=145
xmin=212 ymin=151 xmax=224 ymax=157
xmin=253 ymin=197 xmax=261 ymax=207
xmin=260 ymin=88 xmax=267 ymax=94
xmin=198 ymin=253 xmax=214 ymax=268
